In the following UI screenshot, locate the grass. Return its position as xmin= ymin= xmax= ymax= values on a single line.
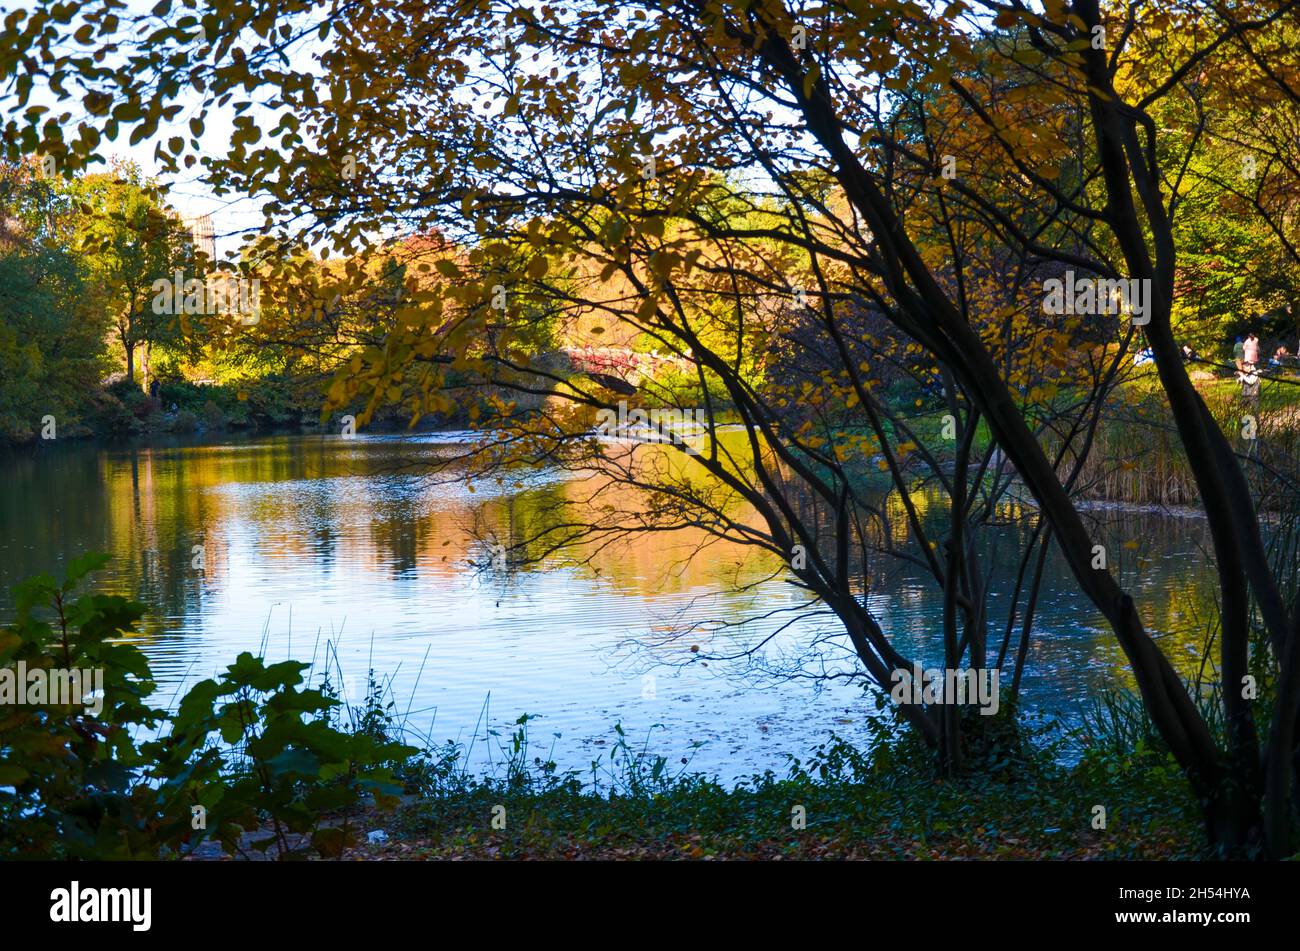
xmin=301 ymin=702 xmax=1207 ymax=861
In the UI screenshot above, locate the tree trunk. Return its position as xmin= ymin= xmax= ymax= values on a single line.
xmin=1203 ymin=781 xmax=1264 ymax=858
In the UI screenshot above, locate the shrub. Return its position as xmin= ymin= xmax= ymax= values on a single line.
xmin=145 ymin=653 xmax=416 ymax=859
xmin=0 ymin=555 xmax=416 ymax=860
xmin=201 ymin=399 xmax=227 ymax=430
xmin=105 ymin=377 xmax=144 ymax=404
xmin=0 ymin=554 xmax=163 ymax=858
xmin=170 ymin=409 xmax=199 ymax=433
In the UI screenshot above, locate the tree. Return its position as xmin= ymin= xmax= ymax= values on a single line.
xmin=0 ymin=159 xmax=111 ymax=442
xmin=64 ymin=162 xmax=194 ymax=386
xmin=7 ymin=0 xmax=1300 ymax=855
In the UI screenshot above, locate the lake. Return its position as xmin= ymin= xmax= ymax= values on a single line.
xmin=0 ymin=432 xmax=1220 ymax=783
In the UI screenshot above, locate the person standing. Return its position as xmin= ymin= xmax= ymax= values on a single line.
xmin=1239 ymin=364 xmax=1261 ymax=413
xmin=1244 ymin=331 xmax=1260 ymax=367
xmin=1233 ymin=336 xmax=1245 ymax=371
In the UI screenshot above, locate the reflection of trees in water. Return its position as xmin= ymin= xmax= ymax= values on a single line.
xmin=0 ymin=435 xmax=1225 ymax=722
xmin=603 ymin=470 xmax=1225 ymax=718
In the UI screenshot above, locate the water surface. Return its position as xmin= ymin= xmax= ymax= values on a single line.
xmin=0 ymin=432 xmax=1219 ymax=782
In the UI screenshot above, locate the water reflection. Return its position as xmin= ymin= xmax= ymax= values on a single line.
xmin=0 ymin=433 xmax=1220 ymax=781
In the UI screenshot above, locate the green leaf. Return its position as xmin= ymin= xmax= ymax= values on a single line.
xmin=63 ymin=552 xmax=109 ymax=590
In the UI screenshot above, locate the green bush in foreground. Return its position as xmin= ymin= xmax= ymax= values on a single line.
xmin=0 ymin=554 xmax=413 ymax=860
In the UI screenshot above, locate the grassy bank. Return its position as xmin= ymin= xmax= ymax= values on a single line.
xmin=182 ymin=703 xmax=1207 ymax=861
xmin=1066 ymin=374 xmax=1300 ymax=507
xmin=878 ymin=367 xmax=1300 ymax=508
xmin=0 ymin=374 xmax=475 ymax=448
xmin=322 ymin=716 xmax=1204 ymax=861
